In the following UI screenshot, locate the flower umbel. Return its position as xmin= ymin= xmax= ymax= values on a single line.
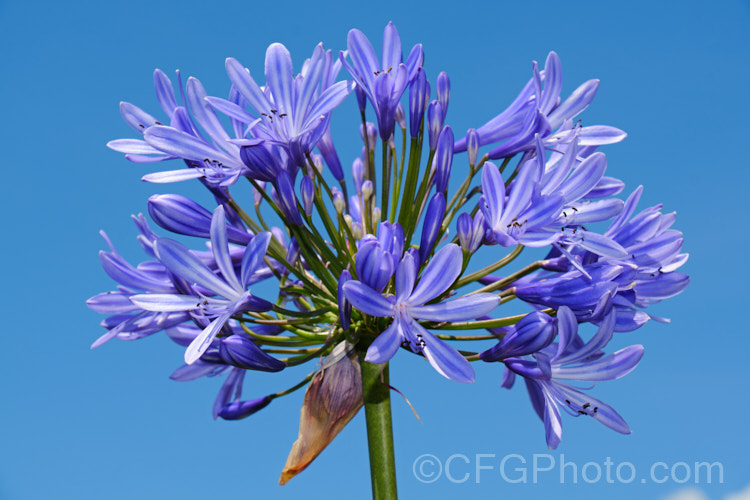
xmin=89 ymin=21 xmax=688 ymax=492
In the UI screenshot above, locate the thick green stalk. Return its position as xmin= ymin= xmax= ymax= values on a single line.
xmin=360 ymin=355 xmax=398 ymax=500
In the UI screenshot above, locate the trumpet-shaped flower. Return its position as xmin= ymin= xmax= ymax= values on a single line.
xmin=107 ymin=71 xmax=249 ymax=186
xmin=485 ymin=307 xmax=643 ymax=448
xmin=343 ymin=244 xmax=500 ymax=383
xmin=340 ymin=22 xmax=424 ymax=140
xmin=479 ymin=142 xmax=628 ymax=260
xmin=219 ymin=43 xmax=353 ymax=167
xmin=130 ymin=206 xmax=273 ymax=364
xmin=455 ymin=52 xmax=626 ymax=159
xmin=86 ymin=227 xmax=189 ymax=349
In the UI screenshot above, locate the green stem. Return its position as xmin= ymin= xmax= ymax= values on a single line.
xmin=453 ymin=245 xmax=524 ymax=289
xmin=381 ymin=141 xmax=391 ymax=222
xmin=360 ymin=356 xmax=397 ymax=500
xmin=427 ymin=309 xmax=554 ymax=330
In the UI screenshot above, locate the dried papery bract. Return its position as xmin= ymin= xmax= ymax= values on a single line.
xmin=280 ymin=343 xmax=363 ymax=484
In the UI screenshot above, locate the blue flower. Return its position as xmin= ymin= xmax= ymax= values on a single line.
xmin=343 ymin=244 xmax=499 ymax=383
xmin=354 ymin=222 xmax=405 ymax=292
xmin=147 ymin=194 xmax=252 ymax=244
xmin=86 ymin=219 xmax=189 ymax=349
xmin=455 ymin=52 xmax=626 ymax=159
xmin=108 ymin=71 xmax=249 ymax=186
xmin=220 ymin=43 xmax=353 ymax=167
xmin=485 ymin=307 xmax=643 ymax=449
xmin=340 ymin=22 xmax=424 ymax=140
xmin=511 ymin=263 xmax=625 ymax=323
xmin=585 ymin=186 xmax=689 ymax=330
xmin=130 ymin=206 xmax=273 ymax=364
xmin=478 ymin=138 xmax=628 ymax=260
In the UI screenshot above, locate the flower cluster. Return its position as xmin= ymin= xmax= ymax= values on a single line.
xmin=90 ymin=22 xmax=688 ymax=454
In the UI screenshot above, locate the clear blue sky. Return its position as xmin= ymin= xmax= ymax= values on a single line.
xmin=1 ymin=1 xmax=748 ymax=499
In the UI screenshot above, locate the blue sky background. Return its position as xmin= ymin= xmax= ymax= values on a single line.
xmin=1 ymin=0 xmax=749 ymax=498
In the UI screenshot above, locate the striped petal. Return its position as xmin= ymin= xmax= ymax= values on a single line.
xmin=410 ymin=294 xmax=499 ymax=322
xmin=365 ymin=317 xmax=404 ymax=364
xmin=155 ymin=238 xmax=238 ymax=299
xmin=185 ymin=312 xmax=232 ymax=365
xmin=408 ymin=319 xmax=474 ymax=383
xmin=129 ymin=293 xmax=201 ymax=312
xmin=408 ymin=244 xmax=462 ymax=305
xmin=342 ymin=281 xmax=394 ymax=317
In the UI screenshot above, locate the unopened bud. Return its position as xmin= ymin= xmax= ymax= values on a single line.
xmin=408 ymin=68 xmax=429 ymax=138
xmin=394 ymin=103 xmax=406 ymax=129
xmin=361 ymin=180 xmax=374 ymax=200
xmin=434 ymin=126 xmax=454 ymax=193
xmin=351 ymin=222 xmax=364 ymax=240
xmin=333 ymin=189 xmax=346 ymax=214
xmin=427 ymin=101 xmax=444 ymax=150
xmin=300 ymin=176 xmax=314 ymax=217
xmin=307 ymin=153 xmax=324 ymax=177
xmin=436 ymin=71 xmax=450 ymax=121
xmin=466 ymin=128 xmax=480 ymax=167
xmin=352 ymin=158 xmax=364 ymax=194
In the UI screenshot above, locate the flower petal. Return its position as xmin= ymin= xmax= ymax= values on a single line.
xmin=410 ymin=293 xmax=499 ymax=322
xmin=241 ymin=232 xmax=272 ymax=288
xmin=342 ymin=281 xmax=394 ymax=317
xmin=365 ymin=318 xmax=404 ymax=364
xmin=107 ymin=139 xmax=163 ymax=155
xmin=185 ymin=312 xmax=232 ymax=365
xmin=547 ymin=79 xmax=599 ymax=129
xmin=553 ymin=345 xmax=644 ymax=381
xmin=143 ymin=125 xmax=237 ymax=166
xmin=129 ymin=293 xmax=201 ymax=312
xmin=210 ymin=206 xmax=242 ymax=291
xmin=409 ymin=320 xmax=474 ymax=383
xmin=154 ymin=69 xmax=177 ymax=117
xmin=225 ymin=57 xmax=273 ymax=114
xmin=301 ymin=80 xmax=354 ymax=131
xmin=186 ymin=77 xmax=236 ymax=151
xmin=141 ymin=168 xmax=206 ymax=184
xmin=381 ymin=22 xmax=402 ymax=71
xmin=395 ymin=253 xmax=417 ymax=302
xmin=265 ymin=43 xmax=294 ymax=115
xmin=347 ymin=28 xmax=379 ymax=92
xmin=155 ymin=238 xmax=238 ymax=298
xmin=408 ymin=244 xmax=462 ymax=305
xmin=481 ymin=163 xmax=505 ymax=229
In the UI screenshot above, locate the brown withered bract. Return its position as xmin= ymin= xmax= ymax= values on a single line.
xmin=280 ymin=344 xmax=363 ymax=485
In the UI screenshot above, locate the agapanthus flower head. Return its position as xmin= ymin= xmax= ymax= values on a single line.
xmin=91 ymin=26 xmax=688 ymax=486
